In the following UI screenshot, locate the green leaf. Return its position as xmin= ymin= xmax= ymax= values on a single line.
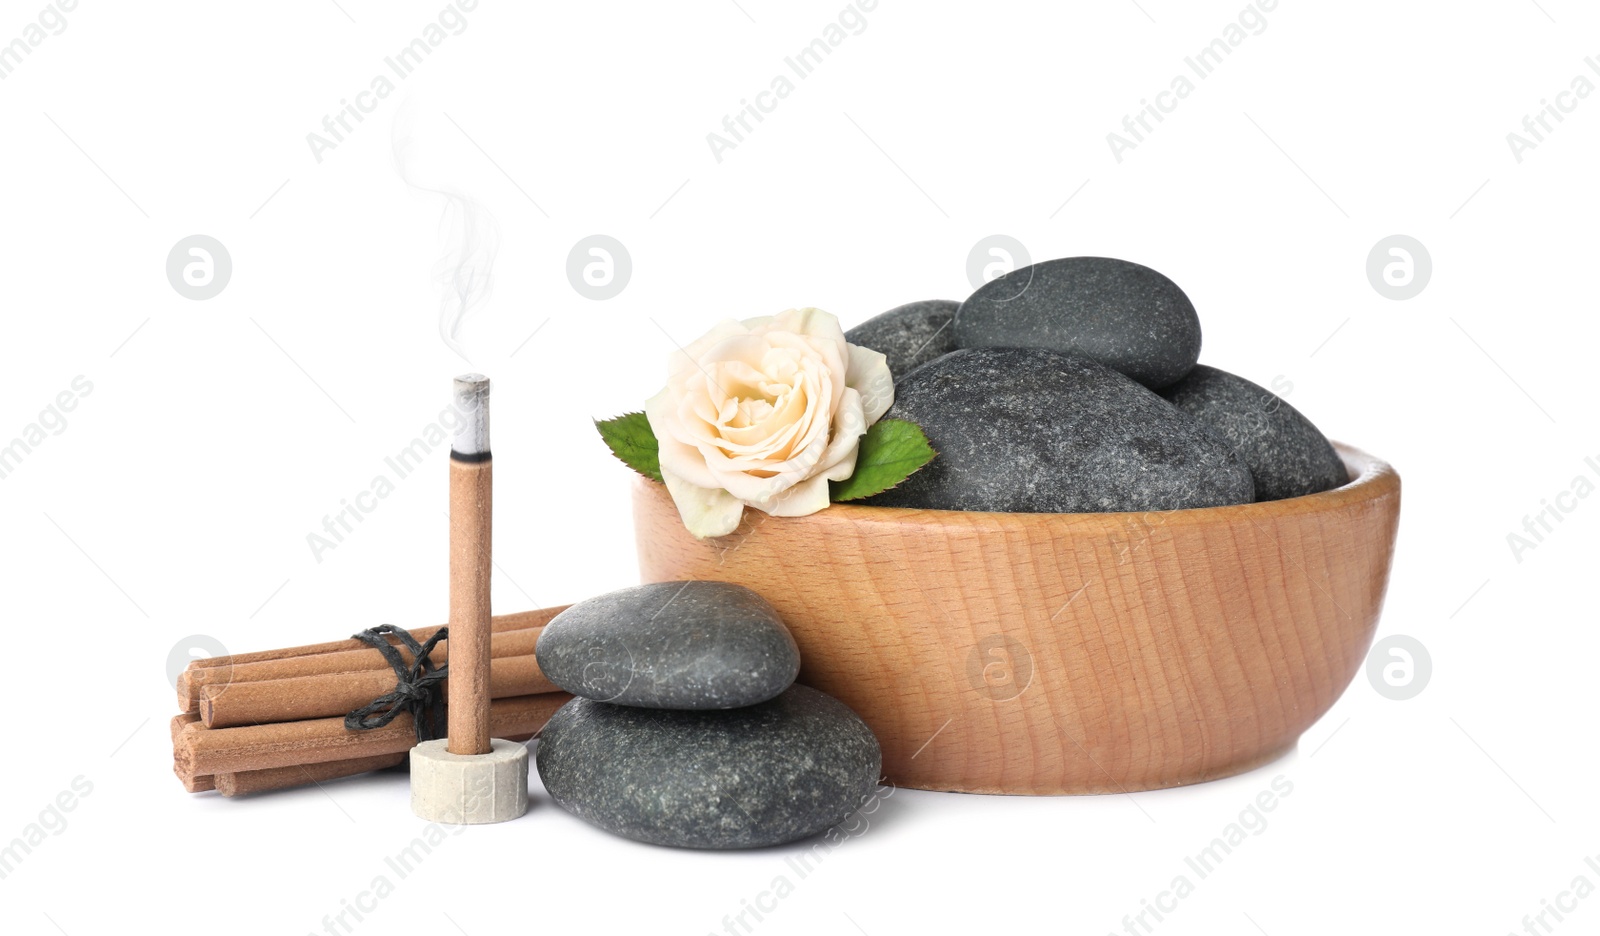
xmin=830 ymin=418 xmax=937 ymax=502
xmin=595 ymin=412 xmax=662 ymax=482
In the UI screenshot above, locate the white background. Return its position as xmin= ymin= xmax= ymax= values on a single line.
xmin=1 ymin=1 xmax=1596 ymax=933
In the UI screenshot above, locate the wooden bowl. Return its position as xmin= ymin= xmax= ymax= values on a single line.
xmin=631 ymin=443 xmax=1400 ymax=795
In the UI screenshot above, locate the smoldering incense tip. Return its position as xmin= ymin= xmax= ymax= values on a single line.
xmin=452 ymin=373 xmax=491 ymax=458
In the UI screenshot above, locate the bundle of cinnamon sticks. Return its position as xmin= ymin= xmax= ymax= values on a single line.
xmin=171 ymin=606 xmax=571 ymax=796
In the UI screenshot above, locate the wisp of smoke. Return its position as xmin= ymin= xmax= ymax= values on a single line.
xmin=390 ymin=99 xmax=501 ymax=363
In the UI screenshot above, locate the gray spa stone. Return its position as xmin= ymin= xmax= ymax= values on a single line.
xmin=954 ymin=256 xmax=1202 ymax=388
xmin=864 ymin=348 xmax=1255 ymax=513
xmin=535 ymin=581 xmax=799 ymax=710
xmin=1160 ymin=365 xmax=1348 ymax=501
xmin=844 ymin=299 xmax=960 ymax=379
xmin=535 ymin=685 xmax=882 ymax=849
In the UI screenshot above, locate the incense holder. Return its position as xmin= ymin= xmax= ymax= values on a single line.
xmin=410 ymin=738 xmax=529 ymax=824
xmin=631 ymin=442 xmax=1400 ymax=795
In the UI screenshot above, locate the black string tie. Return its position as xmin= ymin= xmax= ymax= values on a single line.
xmin=344 ymin=625 xmax=450 ymax=743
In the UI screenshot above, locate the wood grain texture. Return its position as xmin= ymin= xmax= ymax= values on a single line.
xmin=633 ymin=442 xmax=1400 ymax=795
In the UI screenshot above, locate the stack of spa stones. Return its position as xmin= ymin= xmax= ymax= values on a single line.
xmin=533 ymin=580 xmax=881 ymax=849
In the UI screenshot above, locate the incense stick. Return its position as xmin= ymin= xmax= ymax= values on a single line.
xmin=447 ymin=375 xmax=494 ymax=756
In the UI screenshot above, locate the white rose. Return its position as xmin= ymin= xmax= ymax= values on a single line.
xmin=644 ymin=308 xmax=895 ymax=538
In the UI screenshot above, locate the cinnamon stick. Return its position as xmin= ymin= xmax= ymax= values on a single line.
xmin=175 ymin=692 xmax=570 ymax=777
xmin=176 ymin=608 xmax=564 ymax=713
xmin=201 ymin=651 xmax=558 ymax=729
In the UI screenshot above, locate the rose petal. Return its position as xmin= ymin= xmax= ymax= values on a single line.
xmin=816 ymin=386 xmax=868 ymax=475
xmin=846 ymin=343 xmax=895 ymax=424
xmin=759 ymin=472 xmax=833 ymax=518
xmin=670 ymin=319 xmax=749 ymax=381
xmin=645 ymin=387 xmax=723 ymax=491
xmin=661 ymin=469 xmax=745 ymax=539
